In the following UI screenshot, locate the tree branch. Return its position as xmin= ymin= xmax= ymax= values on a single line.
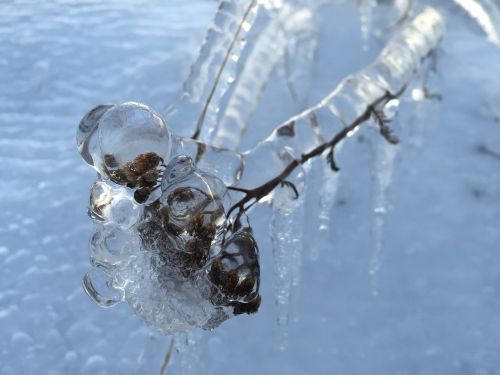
xmin=226 ymin=86 xmax=406 ymax=224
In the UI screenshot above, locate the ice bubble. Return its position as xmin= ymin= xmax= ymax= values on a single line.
xmin=89 ymin=182 xmax=142 ymax=228
xmin=83 ymin=268 xmax=123 ymax=308
xmin=207 ymin=227 xmax=261 ymax=315
xmin=160 ymin=158 xmax=226 ymax=229
xmin=88 ymin=181 xmax=112 ymax=222
xmin=77 ymin=104 xmax=114 ymax=167
xmin=161 ymin=154 xmax=195 ymax=188
xmin=108 ymin=196 xmax=142 ymax=229
xmin=89 ymin=228 xmax=131 ymax=271
xmin=98 ymin=102 xmax=172 ymax=171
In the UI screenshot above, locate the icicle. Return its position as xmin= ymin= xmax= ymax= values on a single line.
xmin=134 ymin=332 xmax=171 ymax=375
xmin=212 ymin=5 xmax=316 ymax=150
xmin=368 ymin=103 xmax=399 ymax=296
xmin=310 ymin=152 xmax=342 ymax=261
xmin=282 ymin=21 xmax=318 ymax=109
xmin=270 ymin=186 xmax=305 ymax=349
xmin=452 ymin=0 xmax=500 ymax=46
xmin=407 ymin=51 xmax=441 ymax=148
xmin=166 ymin=0 xmax=259 ymax=139
xmin=237 ymin=7 xmax=445 ymax=189
xmin=175 ymin=331 xmax=202 ymax=375
xmin=358 ymin=0 xmax=376 ymax=50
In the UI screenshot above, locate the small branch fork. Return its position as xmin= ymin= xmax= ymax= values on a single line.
xmin=226 ymin=86 xmax=406 ymax=225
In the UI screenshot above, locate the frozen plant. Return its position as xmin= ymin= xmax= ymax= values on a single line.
xmin=76 ymin=0 xmax=500 ymax=367
xmin=78 ymin=102 xmax=261 ymax=334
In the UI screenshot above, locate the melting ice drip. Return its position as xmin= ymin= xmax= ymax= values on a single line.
xmin=77 ymin=102 xmax=261 ymax=334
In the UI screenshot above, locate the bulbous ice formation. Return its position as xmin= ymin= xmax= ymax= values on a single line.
xmin=98 ymin=102 xmax=172 ymax=170
xmin=77 ymin=102 xmax=261 ymax=334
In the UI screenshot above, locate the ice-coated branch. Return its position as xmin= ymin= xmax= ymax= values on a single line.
xmin=452 ymin=0 xmax=500 ymax=46
xmin=227 ymin=88 xmax=404 ymax=222
xmin=212 ymin=4 xmax=317 ymax=150
xmin=166 ymin=0 xmax=259 ymax=139
xmin=228 ymin=6 xmax=445 ymax=220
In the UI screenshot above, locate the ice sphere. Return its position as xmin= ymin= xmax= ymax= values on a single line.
xmin=98 ymin=102 xmax=172 ymax=173
xmin=83 ymin=268 xmax=122 ymax=308
xmin=88 ymin=181 xmax=112 ymax=222
xmin=383 ymin=98 xmax=400 ymax=121
xmin=139 ymin=165 xmax=226 ymax=276
xmin=160 ymin=156 xmax=226 ymax=229
xmin=207 ymin=227 xmax=261 ymax=315
xmin=161 ymin=154 xmax=195 ymax=188
xmin=108 ymin=196 xmax=142 ymax=229
xmin=77 ymin=104 xmax=114 ymax=166
xmin=89 ymin=181 xmax=142 ymax=228
xmin=89 ymin=227 xmax=130 ymax=271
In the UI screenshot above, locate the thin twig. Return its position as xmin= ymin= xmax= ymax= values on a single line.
xmin=159 ymin=338 xmax=175 ymax=375
xmin=226 ymin=86 xmax=406 ymax=224
xmin=477 ymin=144 xmax=500 ymax=160
xmin=192 ymin=0 xmax=258 ymax=140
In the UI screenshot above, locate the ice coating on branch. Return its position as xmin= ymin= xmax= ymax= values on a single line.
xmin=237 ymin=6 xmax=444 ymax=175
xmin=212 ymin=4 xmax=316 ymax=149
xmin=174 ymin=137 xmax=243 ymax=186
xmin=77 ymin=104 xmax=261 ymax=334
xmin=358 ymin=0 xmax=376 ymax=49
xmin=452 ymin=0 xmax=500 ymax=46
xmin=167 ymin=0 xmax=259 ymax=139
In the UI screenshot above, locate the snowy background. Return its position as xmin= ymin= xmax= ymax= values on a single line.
xmin=1 ymin=0 xmax=500 ymax=374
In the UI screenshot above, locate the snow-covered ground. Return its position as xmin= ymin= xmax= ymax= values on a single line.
xmin=1 ymin=1 xmax=500 ymax=374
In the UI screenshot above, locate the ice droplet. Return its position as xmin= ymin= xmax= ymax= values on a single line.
xmin=161 ymin=155 xmax=195 ymax=187
xmin=82 ymin=271 xmax=122 ymax=308
xmin=98 ymin=102 xmax=172 ymax=169
xmin=76 ymin=104 xmax=114 ymax=166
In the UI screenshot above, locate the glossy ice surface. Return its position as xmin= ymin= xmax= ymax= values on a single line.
xmin=2 ymin=0 xmax=500 ymax=374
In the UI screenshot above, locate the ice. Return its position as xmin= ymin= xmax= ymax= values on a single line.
xmin=358 ymin=0 xmax=376 ymax=50
xmin=310 ymin=157 xmax=341 ymax=261
xmin=5 ymin=0 xmax=500 ymax=373
xmin=98 ymin=102 xmax=172 ymax=169
xmin=369 ymin=133 xmax=398 ymax=295
xmin=160 ymin=157 xmax=225 ymax=228
xmin=167 ymin=0 xmax=259 ymax=139
xmin=161 ymin=155 xmax=196 ymax=187
xmin=77 ymin=104 xmax=114 ymax=167
xmin=175 ymin=331 xmax=202 ymax=375
xmin=270 ymin=184 xmax=305 ymax=349
xmin=234 ymin=7 xmax=445 ymax=186
xmin=452 ymin=0 xmax=500 ymax=46
xmin=78 ymin=106 xmax=262 ymax=335
xmin=212 ymin=4 xmax=316 ymax=149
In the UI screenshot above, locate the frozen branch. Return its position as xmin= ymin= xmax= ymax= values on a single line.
xmin=228 ymin=6 xmax=445 ymax=221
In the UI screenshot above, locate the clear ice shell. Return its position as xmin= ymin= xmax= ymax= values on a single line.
xmin=76 ymin=104 xmax=114 ymax=166
xmin=160 ymin=156 xmax=226 ymax=228
xmin=83 ymin=269 xmax=123 ymax=308
xmin=108 ymin=196 xmax=142 ymax=229
xmin=219 ymin=229 xmax=259 ymax=298
xmin=98 ymin=102 xmax=172 ymax=169
xmin=161 ymin=155 xmax=196 ymax=187
xmin=88 ymin=181 xmax=142 ymax=229
xmin=88 ymin=181 xmax=112 ymax=222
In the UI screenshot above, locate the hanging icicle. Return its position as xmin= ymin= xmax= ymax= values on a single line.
xmin=270 ymin=187 xmax=306 ymax=349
